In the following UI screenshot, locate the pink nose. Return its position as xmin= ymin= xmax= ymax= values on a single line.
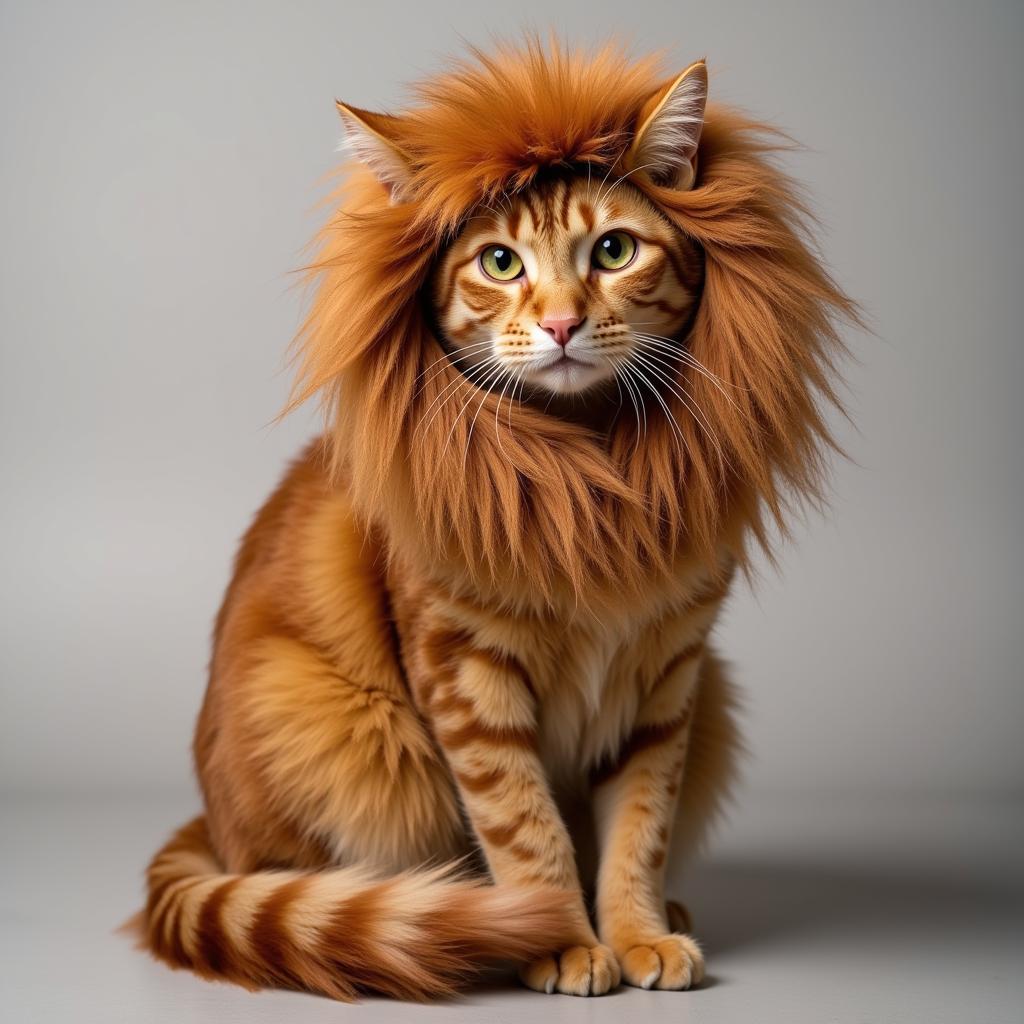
xmin=539 ymin=315 xmax=584 ymax=347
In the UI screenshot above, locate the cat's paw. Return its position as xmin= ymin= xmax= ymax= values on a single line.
xmin=519 ymin=943 xmax=621 ymax=996
xmin=619 ymin=934 xmax=705 ymax=990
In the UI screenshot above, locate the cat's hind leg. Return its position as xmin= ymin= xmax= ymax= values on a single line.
xmin=198 ymin=633 xmax=466 ymax=873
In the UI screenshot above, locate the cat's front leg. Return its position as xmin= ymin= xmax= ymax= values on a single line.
xmin=592 ymin=641 xmax=706 ymax=990
xmin=419 ymin=634 xmax=620 ymax=996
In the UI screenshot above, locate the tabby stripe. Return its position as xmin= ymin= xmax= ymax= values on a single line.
xmin=630 ymin=296 xmax=689 ymax=315
xmin=477 ymin=812 xmax=533 ymax=848
xmin=626 ymin=259 xmax=667 ymax=295
xmin=590 ymin=706 xmax=692 ymax=787
xmin=507 ymin=841 xmax=540 ymax=863
xmin=247 ymin=876 xmax=310 ymax=987
xmin=316 ymin=886 xmax=380 ymax=1000
xmin=146 ymin=872 xmax=183 ymax=920
xmin=421 ymin=626 xmax=473 ymax=677
xmin=604 ymin=199 xmax=624 ymax=221
xmin=507 ymin=205 xmax=523 ymax=239
xmin=429 ymin=685 xmax=476 ymax=718
xmin=521 ymin=190 xmax=540 ymax=231
xmin=624 ymin=231 xmax=701 ymax=291
xmin=437 ymin=718 xmax=535 ymax=750
xmin=422 ymin=626 xmax=535 ymax=703
xmin=453 ymin=766 xmax=507 ymax=792
xmin=196 ymin=875 xmax=246 ymax=977
xmin=665 ymin=242 xmax=702 ymax=292
xmin=149 ymin=875 xmax=203 ymax=939
xmin=559 ymin=179 xmax=572 ymax=229
xmin=651 ymin=640 xmax=705 ymax=692
xmin=578 ymin=200 xmax=595 ymax=233
xmin=656 ymin=241 xmax=693 ymax=291
xmin=461 ymin=646 xmax=535 ymax=696
xmin=460 ymin=277 xmax=505 ymax=308
xmin=146 ymin=878 xmax=177 ymax=956
xmin=437 ymin=251 xmax=482 ymax=309
xmin=161 ymin=878 xmax=207 ymax=965
xmin=541 ymin=184 xmax=558 ymax=233
xmin=462 ymin=296 xmax=500 ymax=315
xmin=446 ymin=316 xmax=487 ymax=342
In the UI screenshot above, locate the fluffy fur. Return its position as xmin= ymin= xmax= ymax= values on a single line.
xmin=137 ymin=38 xmax=855 ymax=1002
xmin=291 ymin=40 xmax=853 ymax=604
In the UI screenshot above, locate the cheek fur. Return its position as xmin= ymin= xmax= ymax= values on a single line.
xmin=435 ymin=268 xmax=524 ymax=352
xmin=458 ymin=276 xmax=516 ymax=319
xmin=618 ymin=254 xmax=668 ymax=297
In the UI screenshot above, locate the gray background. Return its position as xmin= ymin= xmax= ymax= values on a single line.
xmin=1 ymin=2 xmax=1022 ymax=1022
xmin=2 ymin=0 xmax=1021 ymax=801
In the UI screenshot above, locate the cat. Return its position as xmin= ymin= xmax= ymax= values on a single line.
xmin=138 ymin=40 xmax=854 ymax=1000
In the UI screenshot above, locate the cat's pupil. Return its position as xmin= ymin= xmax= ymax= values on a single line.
xmin=493 ymin=248 xmax=512 ymax=272
xmin=602 ymin=236 xmax=622 ymax=260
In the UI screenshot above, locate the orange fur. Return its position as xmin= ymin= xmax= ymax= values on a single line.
xmin=139 ymin=37 xmax=855 ymax=1001
xmin=291 ymin=38 xmax=856 ymax=604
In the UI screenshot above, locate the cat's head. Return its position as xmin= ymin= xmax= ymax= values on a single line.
xmin=337 ymin=61 xmax=708 ymax=399
xmin=293 ymin=42 xmax=854 ymax=599
xmin=428 ymin=174 xmax=703 ymax=398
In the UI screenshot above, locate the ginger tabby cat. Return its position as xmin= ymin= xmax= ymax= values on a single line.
xmin=138 ymin=41 xmax=853 ymax=1000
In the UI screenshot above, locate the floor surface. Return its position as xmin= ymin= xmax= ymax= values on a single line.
xmin=2 ymin=792 xmax=1021 ymax=1023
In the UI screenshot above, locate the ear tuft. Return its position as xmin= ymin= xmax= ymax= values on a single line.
xmin=628 ymin=60 xmax=708 ymax=190
xmin=335 ymin=101 xmax=413 ymax=199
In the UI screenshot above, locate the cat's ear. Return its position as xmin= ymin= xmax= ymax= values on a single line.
xmin=335 ymin=101 xmax=414 ymax=199
xmin=628 ymin=60 xmax=708 ymax=190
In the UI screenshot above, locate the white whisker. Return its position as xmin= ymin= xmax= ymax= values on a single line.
xmin=599 ymin=162 xmax=660 ymax=206
xmin=422 ymin=355 xmax=502 ymax=443
xmin=493 ymin=365 xmax=520 ymax=465
xmin=633 ymin=332 xmax=749 ymax=391
xmin=591 ymin=160 xmax=617 ymax=208
xmin=631 ymin=350 xmax=724 ymax=458
xmin=462 ymin=362 xmax=509 ymax=465
xmin=415 ymin=341 xmax=494 ymax=392
xmin=509 ymin=364 xmax=527 ymax=432
xmin=611 ymin=356 xmax=646 ymax=440
xmin=634 ymin=337 xmax=748 ymax=419
xmin=414 ymin=352 xmax=499 ymax=437
xmin=622 ymin=356 xmax=688 ymax=454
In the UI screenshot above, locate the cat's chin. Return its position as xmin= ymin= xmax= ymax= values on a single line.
xmin=526 ymin=359 xmax=614 ymax=397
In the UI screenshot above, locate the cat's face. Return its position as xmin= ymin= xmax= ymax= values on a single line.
xmin=431 ymin=177 xmax=703 ymax=396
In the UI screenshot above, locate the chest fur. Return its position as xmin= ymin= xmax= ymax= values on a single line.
xmin=391 ymin=557 xmax=730 ymax=787
xmin=520 ymin=596 xmax=716 ymax=786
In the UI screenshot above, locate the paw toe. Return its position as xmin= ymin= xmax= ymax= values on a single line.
xmin=620 ymin=934 xmax=704 ymax=991
xmin=521 ymin=944 xmax=620 ymax=996
xmin=520 ymin=955 xmax=559 ymax=994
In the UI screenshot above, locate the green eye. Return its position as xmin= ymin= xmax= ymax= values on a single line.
xmin=592 ymin=231 xmax=637 ymax=271
xmin=480 ymin=245 xmax=524 ymax=282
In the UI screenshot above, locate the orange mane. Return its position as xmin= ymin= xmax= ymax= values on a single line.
xmin=289 ymin=39 xmax=857 ymax=606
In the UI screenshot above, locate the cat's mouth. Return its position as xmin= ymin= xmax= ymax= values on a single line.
xmin=536 ymin=348 xmax=599 ymax=370
xmin=527 ymin=348 xmax=613 ymax=395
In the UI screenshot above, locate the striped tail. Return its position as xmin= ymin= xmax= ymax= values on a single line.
xmin=141 ymin=816 xmax=577 ymax=1001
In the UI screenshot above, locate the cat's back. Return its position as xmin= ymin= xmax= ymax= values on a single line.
xmin=208 ymin=437 xmax=372 ymax=654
